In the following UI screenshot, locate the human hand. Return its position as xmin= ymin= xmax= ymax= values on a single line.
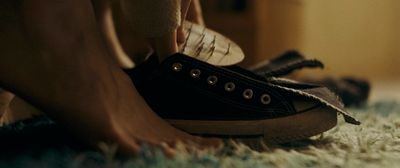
xmin=177 ymin=0 xmax=205 ymax=44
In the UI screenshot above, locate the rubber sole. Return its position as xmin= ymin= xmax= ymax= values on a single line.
xmin=167 ymin=105 xmax=337 ymax=143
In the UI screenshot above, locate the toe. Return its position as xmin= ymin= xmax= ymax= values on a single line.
xmin=159 ymin=142 xmax=177 ymax=157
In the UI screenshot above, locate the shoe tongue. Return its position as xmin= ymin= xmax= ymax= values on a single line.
xmin=179 ymin=21 xmax=245 ymax=66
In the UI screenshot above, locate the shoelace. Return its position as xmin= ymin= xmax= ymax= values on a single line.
xmin=255 ymin=51 xmax=324 ymax=78
xmin=258 ymin=59 xmax=324 ymax=77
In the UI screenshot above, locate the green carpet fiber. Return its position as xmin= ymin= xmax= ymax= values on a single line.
xmin=0 ymin=101 xmax=399 ymax=168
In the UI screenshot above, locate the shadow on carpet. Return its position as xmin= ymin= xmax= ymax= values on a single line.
xmin=1 ymin=101 xmax=400 ymax=168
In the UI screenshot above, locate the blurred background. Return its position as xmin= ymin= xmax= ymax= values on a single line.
xmin=201 ymin=0 xmax=400 ymax=100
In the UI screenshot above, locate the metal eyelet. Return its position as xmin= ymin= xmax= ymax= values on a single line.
xmin=207 ymin=76 xmax=218 ymax=85
xmin=190 ymin=69 xmax=201 ymax=78
xmin=261 ymin=94 xmax=271 ymax=104
xmin=172 ymin=63 xmax=182 ymax=72
xmin=224 ymin=82 xmax=235 ymax=92
xmin=243 ymin=89 xmax=253 ymax=99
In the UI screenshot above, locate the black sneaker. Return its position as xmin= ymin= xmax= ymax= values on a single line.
xmin=125 ymin=53 xmax=360 ymax=143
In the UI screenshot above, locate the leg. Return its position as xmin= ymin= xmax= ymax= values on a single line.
xmin=89 ymin=0 xmax=156 ymax=66
xmin=91 ymin=0 xmax=136 ymax=69
xmin=0 ymin=0 xmax=219 ymax=154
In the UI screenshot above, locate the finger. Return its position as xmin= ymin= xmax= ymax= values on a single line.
xmin=177 ymin=0 xmax=192 ymax=44
xmin=187 ymin=0 xmax=205 ymax=25
xmin=177 ymin=26 xmax=186 ymax=44
xmin=180 ymin=0 xmax=192 ymax=24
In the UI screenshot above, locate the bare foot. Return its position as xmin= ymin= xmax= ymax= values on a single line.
xmin=0 ymin=0 xmax=220 ymax=154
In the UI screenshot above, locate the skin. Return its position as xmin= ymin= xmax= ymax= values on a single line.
xmin=112 ymin=0 xmax=200 ymax=64
xmin=0 ymin=0 xmax=220 ymax=155
xmin=0 ymin=0 xmax=206 ymax=123
xmin=0 ymin=0 xmax=207 ymax=125
xmin=0 ymin=89 xmax=14 ymax=118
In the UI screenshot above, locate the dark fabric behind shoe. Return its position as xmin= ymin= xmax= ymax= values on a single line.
xmin=251 ymin=50 xmax=371 ymax=107
xmin=302 ymin=77 xmax=370 ymax=107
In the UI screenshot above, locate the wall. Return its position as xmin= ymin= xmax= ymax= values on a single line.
xmin=202 ymin=0 xmax=400 ymax=80
xmin=300 ymin=0 xmax=400 ymax=80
